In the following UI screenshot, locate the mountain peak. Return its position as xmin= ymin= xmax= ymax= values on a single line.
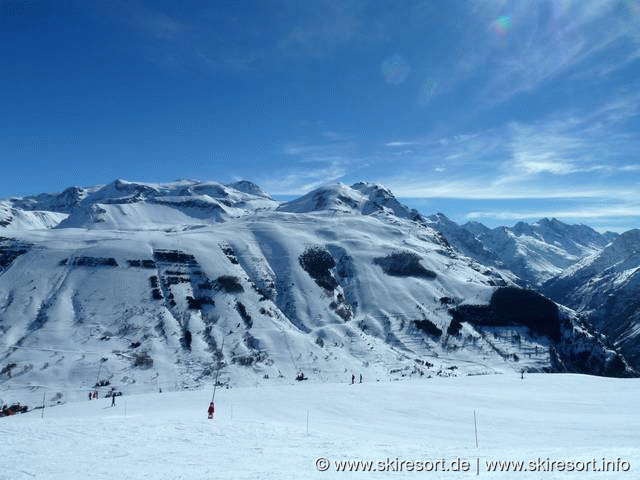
xmin=48 ymin=179 xmax=278 ymax=230
xmin=227 ymin=180 xmax=271 ymax=198
xmin=603 ymin=229 xmax=640 ymax=258
xmin=278 ymin=182 xmax=423 ymax=221
xmin=537 ymin=217 xmax=561 ymax=226
xmin=277 ymin=183 xmax=367 ymax=214
xmin=350 ymin=181 xmax=393 ymax=198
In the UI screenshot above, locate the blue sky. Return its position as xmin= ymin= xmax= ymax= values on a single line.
xmin=1 ymin=0 xmax=639 ymax=231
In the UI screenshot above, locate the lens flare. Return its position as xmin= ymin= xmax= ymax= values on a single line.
xmin=491 ymin=15 xmax=512 ymax=37
xmin=381 ymin=55 xmax=410 ymax=85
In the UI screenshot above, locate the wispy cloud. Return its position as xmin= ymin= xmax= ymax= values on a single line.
xmin=277 ymin=2 xmax=362 ymax=59
xmin=464 ymin=201 xmax=640 ymax=232
xmin=455 ymin=0 xmax=640 ymax=106
xmin=259 ymin=162 xmax=348 ymax=195
xmin=260 ymin=131 xmax=364 ymax=194
xmin=494 ymin=121 xmax=605 ymax=184
xmin=385 ymin=141 xmax=423 ymax=148
xmin=378 ymin=92 xmax=640 ymax=208
xmin=119 ymin=4 xmax=190 ymax=41
xmin=466 ymin=204 xmax=640 ymax=221
xmin=118 ymin=1 xmax=368 ymax=73
xmin=381 ymin=177 xmax=632 ymax=200
xmin=283 ymin=137 xmax=359 ymax=164
xmin=139 ymin=9 xmax=188 ymax=40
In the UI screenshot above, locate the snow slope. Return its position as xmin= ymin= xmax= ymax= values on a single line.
xmin=0 ymin=211 xmax=510 ymax=399
xmin=0 ymin=201 xmax=67 ymax=231
xmin=0 ymin=181 xmax=633 ymax=407
xmin=2 ymin=374 xmax=638 ymax=479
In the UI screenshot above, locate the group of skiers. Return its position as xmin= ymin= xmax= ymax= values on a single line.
xmin=88 ymin=388 xmax=119 ymax=406
xmin=351 ymin=373 xmax=363 ymax=384
xmin=1 ymin=402 xmax=28 ymax=417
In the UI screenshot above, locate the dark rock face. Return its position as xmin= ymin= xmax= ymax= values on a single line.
xmin=153 ymin=250 xmax=197 ymax=265
xmin=70 ymin=257 xmax=118 ymax=268
xmin=236 ymin=301 xmax=252 ymax=328
xmin=491 ymin=287 xmax=561 ymax=342
xmin=0 ymin=239 xmax=30 ymax=273
xmin=413 ymin=319 xmax=442 ymax=338
xmin=221 ymin=244 xmax=239 ymax=265
xmin=450 ymin=287 xmax=560 ymax=341
xmin=448 ymin=287 xmax=636 ymax=377
xmin=132 ymin=351 xmax=154 ymax=369
xmin=299 ymin=247 xmax=337 ymax=291
xmin=215 ymin=275 xmax=244 ymax=293
xmin=373 ymin=252 xmax=436 ymax=279
xmin=127 ymin=259 xmax=156 ymax=269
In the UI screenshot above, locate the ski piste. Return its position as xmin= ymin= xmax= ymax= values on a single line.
xmin=3 ymin=374 xmax=639 ymax=479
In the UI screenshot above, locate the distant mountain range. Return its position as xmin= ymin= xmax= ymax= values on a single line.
xmin=542 ymin=229 xmax=640 ymax=368
xmin=424 ymin=212 xmax=640 ymax=369
xmin=426 ymin=214 xmax=617 ymax=286
xmin=0 ymin=180 xmax=636 ymax=404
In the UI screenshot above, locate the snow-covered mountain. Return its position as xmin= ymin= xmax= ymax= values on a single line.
xmin=427 ymin=214 xmax=616 ymax=286
xmin=278 ymin=182 xmax=424 ymax=221
xmin=542 ymin=229 xmax=640 ymax=369
xmin=0 ymin=201 xmax=68 ymax=231
xmin=55 ymin=179 xmax=279 ymax=229
xmin=0 ymin=181 xmax=634 ymax=406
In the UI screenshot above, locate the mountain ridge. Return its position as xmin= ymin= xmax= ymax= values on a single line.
xmin=542 ymin=229 xmax=640 ymax=367
xmin=0 ymin=179 xmax=635 ymax=405
xmin=427 ymin=213 xmax=617 ymax=286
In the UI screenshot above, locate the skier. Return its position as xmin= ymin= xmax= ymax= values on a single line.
xmin=111 ymin=393 xmax=116 ymax=407
xmin=359 ymin=373 xmax=363 ymax=383
xmin=208 ymin=402 xmax=215 ymax=419
xmin=351 ymin=373 xmax=355 ymax=384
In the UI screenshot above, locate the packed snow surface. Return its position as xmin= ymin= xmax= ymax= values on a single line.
xmin=2 ymin=374 xmax=638 ymax=479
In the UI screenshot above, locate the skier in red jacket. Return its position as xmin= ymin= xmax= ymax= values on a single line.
xmin=208 ymin=402 xmax=215 ymax=419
